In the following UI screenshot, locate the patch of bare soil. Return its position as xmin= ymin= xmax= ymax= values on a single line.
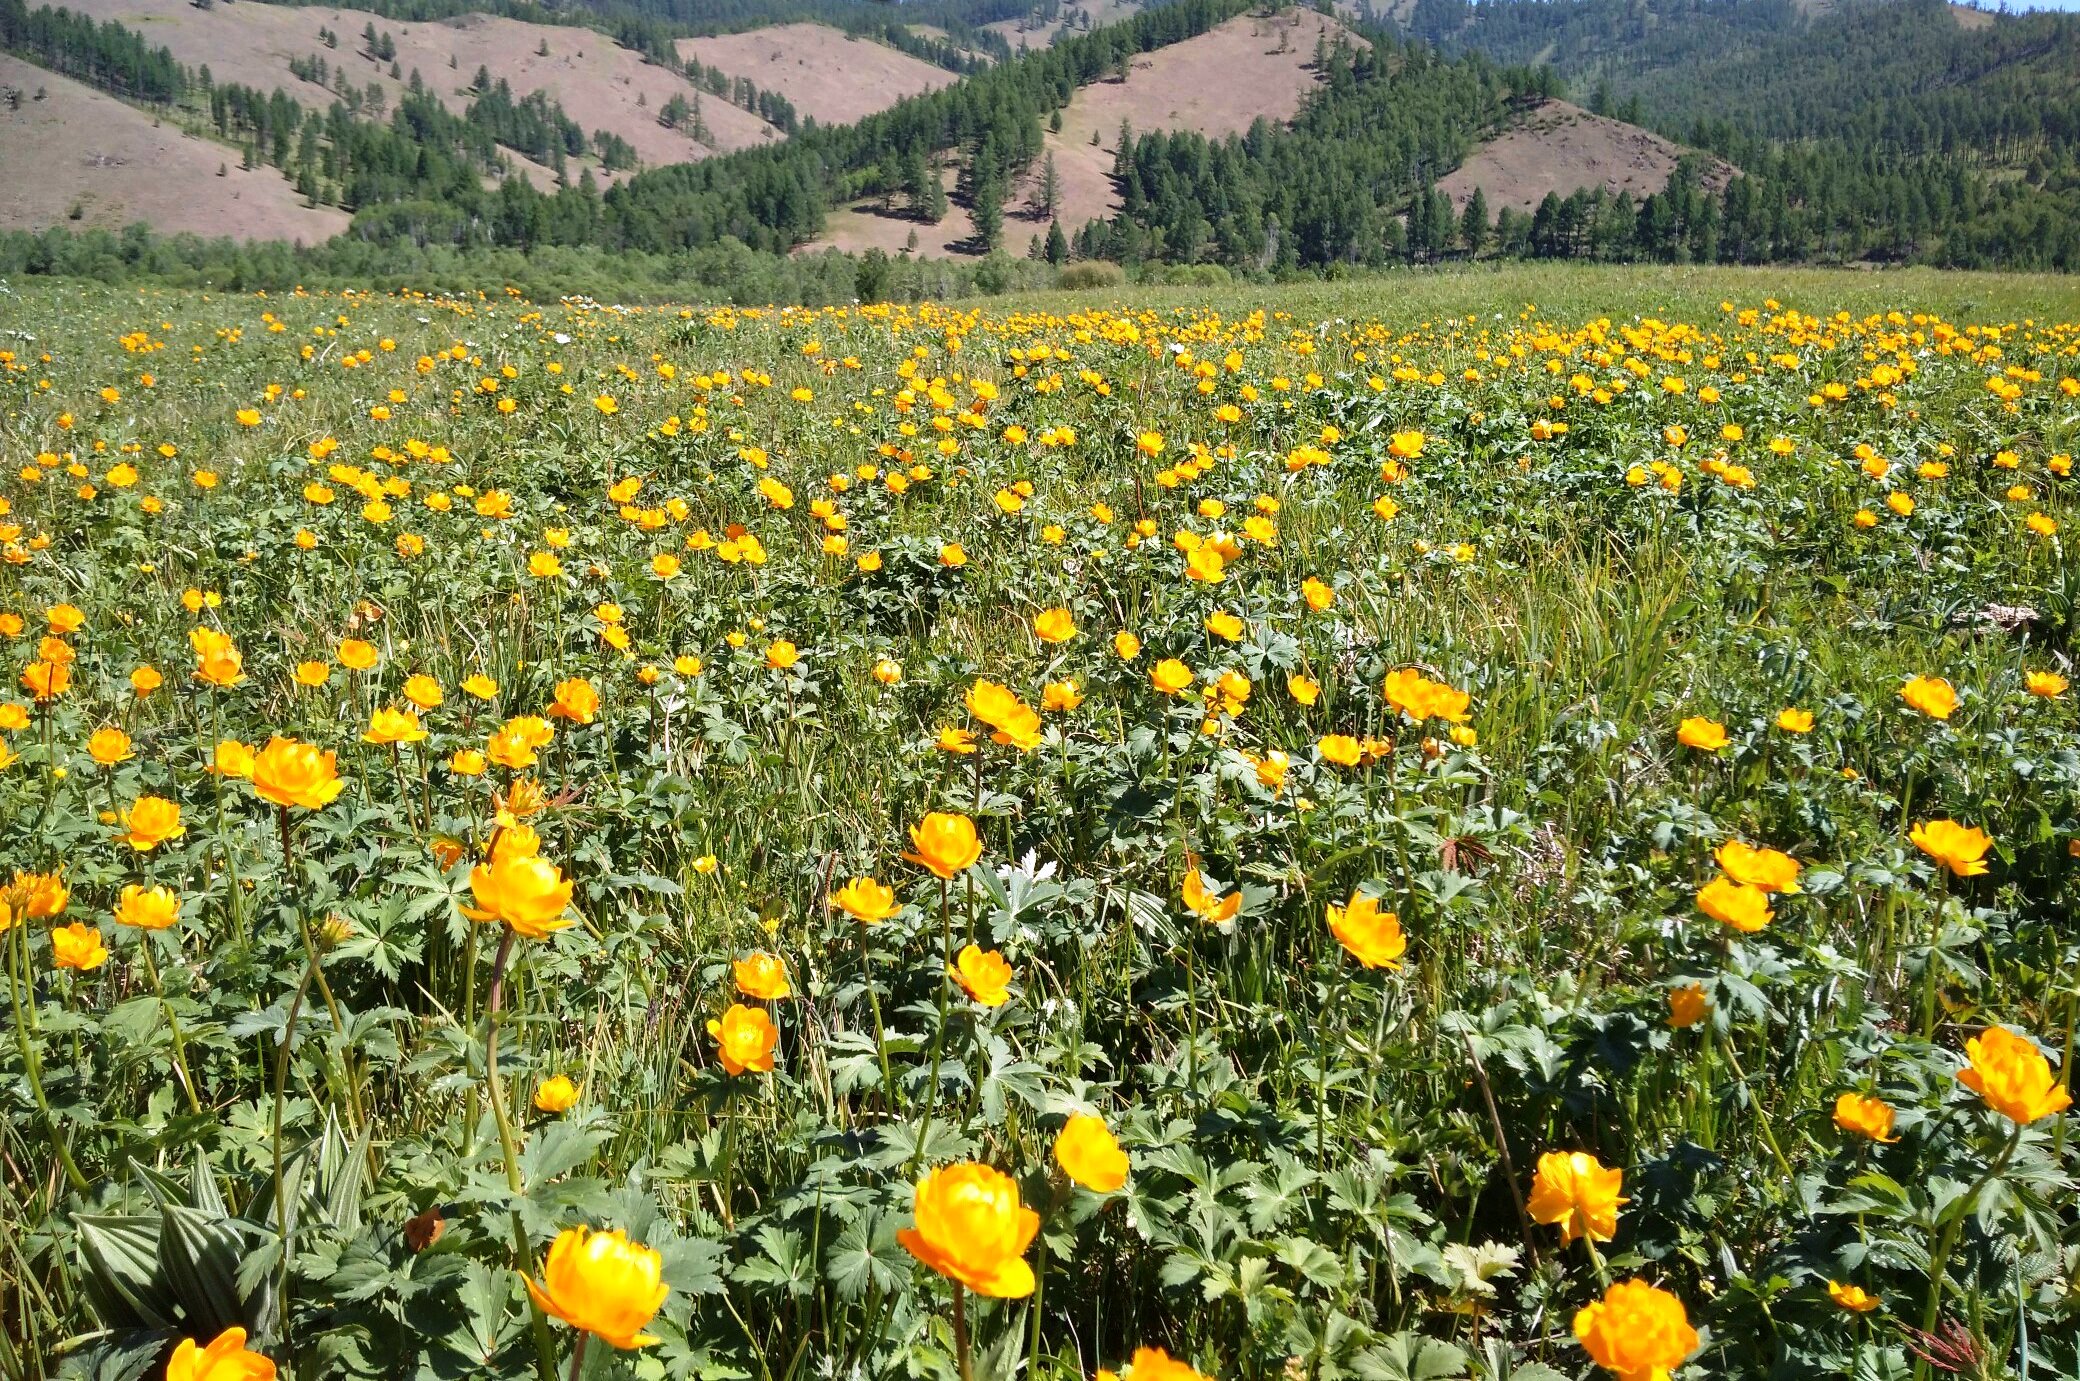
xmin=1438 ymin=99 xmax=1738 ymax=216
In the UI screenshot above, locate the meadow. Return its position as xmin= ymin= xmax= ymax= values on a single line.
xmin=0 ymin=263 xmax=2075 ymax=1381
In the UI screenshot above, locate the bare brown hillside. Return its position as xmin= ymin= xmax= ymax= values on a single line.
xmin=812 ymin=8 xmax=1359 ymax=259
xmin=60 ymin=0 xmax=779 ymax=168
xmin=1439 ymin=99 xmax=1737 ymax=216
xmin=677 ymin=24 xmax=956 ymax=126
xmin=0 ymin=52 xmax=348 ymax=241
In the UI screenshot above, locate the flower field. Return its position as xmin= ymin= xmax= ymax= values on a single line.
xmin=0 ymin=269 xmax=2076 ymax=1381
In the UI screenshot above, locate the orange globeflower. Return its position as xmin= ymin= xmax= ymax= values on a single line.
xmin=1900 ymin=675 xmax=1958 ymax=720
xmin=118 ymin=796 xmax=185 ymax=851
xmin=1527 ymin=1151 xmax=1627 ymax=1245
xmin=87 ymin=726 xmax=134 ymax=765
xmin=1180 ymin=867 xmax=1241 ymax=927
xmin=1714 ymin=840 xmax=1801 ymax=893
xmin=1910 ymin=819 xmax=1992 ymax=878
xmin=1832 ymin=1092 xmax=1899 ymax=1143
xmin=1099 ymin=1349 xmax=1212 ymax=1381
xmin=733 ymin=951 xmax=792 ymax=1000
xmin=11 ymin=870 xmax=68 ymax=919
xmin=1958 ymin=1026 xmax=2072 ymax=1124
xmin=462 ymin=854 xmax=574 ymax=940
xmin=337 ymin=638 xmax=380 ymax=671
xmin=898 ymin=1161 xmax=1038 ymax=1298
xmin=525 ymin=1225 xmax=669 ymax=1350
xmin=1696 ymin=877 xmax=1772 ymax=933
xmin=832 ymin=877 xmax=898 ymax=923
xmin=51 ymin=921 xmax=108 ymax=971
xmin=951 ymin=944 xmax=1014 ymax=1006
xmin=1775 ymin=707 xmax=1814 ymax=733
xmin=21 ymin=659 xmax=70 ymax=701
xmin=1326 ymin=893 xmax=1406 ymax=969
xmin=1676 ymin=716 xmax=1727 ymax=752
xmin=113 ymin=883 xmax=179 ymax=930
xmin=1667 ymin=983 xmax=1709 ymax=1029
xmin=548 ymin=678 xmax=599 ymax=724
xmin=293 ymin=661 xmax=330 ymax=689
xmin=402 ymin=673 xmax=444 ymax=709
xmin=251 ymin=737 xmax=344 ymax=811
xmin=1573 ymin=1280 xmax=1698 ymax=1381
xmin=906 ymin=812 xmax=981 ymax=879
xmin=708 ymin=1003 xmax=778 ymax=1074
xmin=1032 ymin=608 xmax=1077 ymax=643
xmin=1317 ymin=733 xmax=1362 ymax=767
xmin=1053 ymin=1113 xmax=1129 ymax=1193
xmin=190 ymin=628 xmax=244 ymax=688
xmin=1150 ymin=659 xmax=1194 ymax=696
xmin=165 ymin=1326 xmax=276 ymax=1381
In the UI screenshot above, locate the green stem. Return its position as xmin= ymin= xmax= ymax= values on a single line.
xmin=8 ymin=927 xmax=89 ymax=1192
xmin=484 ymin=925 xmax=561 ymax=1381
xmin=138 ymin=939 xmax=204 ymax=1115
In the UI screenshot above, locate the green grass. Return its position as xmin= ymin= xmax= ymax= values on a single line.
xmin=0 ymin=269 xmax=2074 ymax=1381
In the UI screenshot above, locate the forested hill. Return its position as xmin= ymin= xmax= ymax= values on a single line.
xmin=1396 ymin=0 xmax=2080 ymax=161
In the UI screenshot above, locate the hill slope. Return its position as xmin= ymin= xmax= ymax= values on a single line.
xmin=0 ymin=50 xmax=347 ymax=241
xmin=810 ymin=7 xmax=1355 ymax=257
xmin=1439 ymin=98 xmax=1735 ymax=216
xmin=60 ymin=0 xmax=781 ymax=163
xmin=677 ymin=23 xmax=957 ymax=126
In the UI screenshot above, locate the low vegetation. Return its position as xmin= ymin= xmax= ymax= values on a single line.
xmin=0 ymin=267 xmax=2074 ymax=1381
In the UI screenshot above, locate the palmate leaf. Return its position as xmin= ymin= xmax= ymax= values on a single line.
xmin=825 ymin=1208 xmax=908 ymax=1302
xmin=1351 ymin=1332 xmax=1469 ymax=1381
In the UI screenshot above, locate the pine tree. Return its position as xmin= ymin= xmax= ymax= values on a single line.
xmin=1039 ymin=152 xmax=1061 ymax=219
xmin=1045 ymin=218 xmax=1068 ymax=264
xmin=1461 ymin=187 xmax=1489 ymax=257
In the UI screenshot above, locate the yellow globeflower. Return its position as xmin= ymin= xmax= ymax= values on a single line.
xmin=1326 ymin=893 xmax=1406 ymax=969
xmin=1910 ymin=819 xmax=1992 ymax=878
xmin=1527 ymin=1150 xmax=1627 ymax=1245
xmin=1573 ymin=1280 xmax=1697 ymax=1381
xmin=708 ymin=1003 xmax=778 ymax=1075
xmin=906 ymin=812 xmax=981 ymax=879
xmin=51 ymin=921 xmax=108 ymax=971
xmin=462 ymin=854 xmax=575 ymax=939
xmin=165 ymin=1326 xmax=276 ymax=1381
xmin=118 ymin=795 xmax=185 ymax=852
xmin=733 ymin=951 xmax=792 ymax=1001
xmin=1958 ymin=1026 xmax=2072 ymax=1124
xmin=251 ymin=738 xmax=344 ymax=811
xmin=533 ymin=1075 xmax=580 ymax=1114
xmin=831 ymin=876 xmax=899 ymax=923
xmin=897 ymin=1161 xmax=1038 ymax=1298
xmin=525 ymin=1225 xmax=669 ymax=1350
xmin=1053 ymin=1113 xmax=1129 ymax=1193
